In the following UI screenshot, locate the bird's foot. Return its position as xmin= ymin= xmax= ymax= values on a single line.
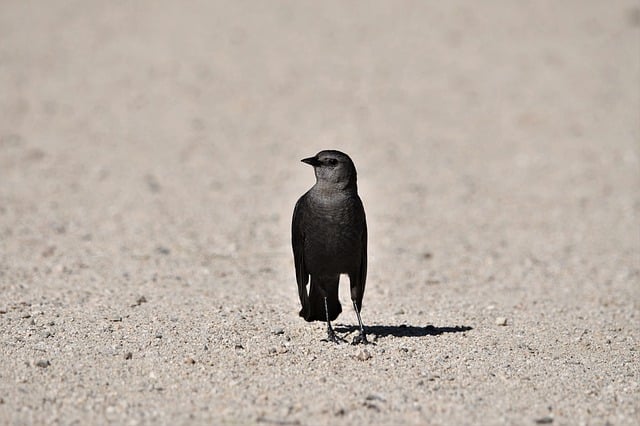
xmin=351 ymin=332 xmax=370 ymax=345
xmin=322 ymin=329 xmax=346 ymax=344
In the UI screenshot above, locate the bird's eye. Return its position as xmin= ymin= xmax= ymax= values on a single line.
xmin=327 ymin=158 xmax=338 ymax=166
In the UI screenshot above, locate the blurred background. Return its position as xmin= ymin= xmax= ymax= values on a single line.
xmin=0 ymin=0 xmax=638 ymax=312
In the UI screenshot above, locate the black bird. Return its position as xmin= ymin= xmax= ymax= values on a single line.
xmin=292 ymin=150 xmax=368 ymax=344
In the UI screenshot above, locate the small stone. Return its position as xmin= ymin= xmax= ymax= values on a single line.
xmin=35 ymin=359 xmax=50 ymax=368
xmin=155 ymin=246 xmax=170 ymax=255
xmin=234 ymin=344 xmax=244 ymax=350
xmin=272 ymin=327 xmax=285 ymax=335
xmin=355 ymin=349 xmax=372 ymax=361
xmin=132 ymin=296 xmax=147 ymax=307
xmin=495 ymin=317 xmax=508 ymax=326
xmin=124 ymin=352 xmax=133 ymax=360
xmin=155 ymin=332 xmax=162 ymax=339
xmin=534 ymin=416 xmax=554 ymax=424
xmin=268 ymin=347 xmax=277 ymax=355
xmin=184 ymin=357 xmax=196 ymax=365
xmin=365 ymin=393 xmax=386 ymax=402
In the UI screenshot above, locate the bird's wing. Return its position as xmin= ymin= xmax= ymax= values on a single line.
xmin=292 ymin=196 xmax=309 ymax=313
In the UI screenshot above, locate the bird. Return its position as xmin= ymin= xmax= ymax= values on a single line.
xmin=291 ymin=150 xmax=368 ymax=344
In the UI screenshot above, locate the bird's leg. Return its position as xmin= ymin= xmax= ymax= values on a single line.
xmin=323 ymin=296 xmax=342 ymax=344
xmin=351 ymin=300 xmax=369 ymax=345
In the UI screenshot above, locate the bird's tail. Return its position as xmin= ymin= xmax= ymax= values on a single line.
xmin=299 ymin=276 xmax=341 ymax=322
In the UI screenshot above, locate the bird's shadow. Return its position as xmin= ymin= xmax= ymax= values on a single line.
xmin=334 ymin=324 xmax=472 ymax=338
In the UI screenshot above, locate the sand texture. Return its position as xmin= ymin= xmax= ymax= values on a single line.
xmin=1 ymin=1 xmax=639 ymax=425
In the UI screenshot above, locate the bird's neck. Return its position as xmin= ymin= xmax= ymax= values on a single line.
xmin=312 ymin=180 xmax=358 ymax=198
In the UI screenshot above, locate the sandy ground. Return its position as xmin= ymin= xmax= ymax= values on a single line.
xmin=1 ymin=1 xmax=639 ymax=425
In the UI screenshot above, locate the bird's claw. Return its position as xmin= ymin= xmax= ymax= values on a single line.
xmin=323 ymin=330 xmax=346 ymax=344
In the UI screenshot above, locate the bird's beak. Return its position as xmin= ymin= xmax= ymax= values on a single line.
xmin=301 ymin=156 xmax=320 ymax=166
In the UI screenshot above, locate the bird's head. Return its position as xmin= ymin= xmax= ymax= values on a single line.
xmin=301 ymin=150 xmax=357 ymax=190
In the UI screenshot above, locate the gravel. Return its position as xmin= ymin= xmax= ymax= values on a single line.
xmin=0 ymin=1 xmax=638 ymax=425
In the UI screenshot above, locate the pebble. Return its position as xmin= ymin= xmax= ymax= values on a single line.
xmin=35 ymin=359 xmax=50 ymax=368
xmin=495 ymin=317 xmax=508 ymax=326
xmin=366 ymin=393 xmax=386 ymax=402
xmin=534 ymin=416 xmax=554 ymax=424
xmin=272 ymin=327 xmax=285 ymax=335
xmin=155 ymin=246 xmax=170 ymax=255
xmin=124 ymin=352 xmax=133 ymax=360
xmin=132 ymin=296 xmax=147 ymax=307
xmin=184 ymin=357 xmax=196 ymax=365
xmin=355 ymin=349 xmax=372 ymax=361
